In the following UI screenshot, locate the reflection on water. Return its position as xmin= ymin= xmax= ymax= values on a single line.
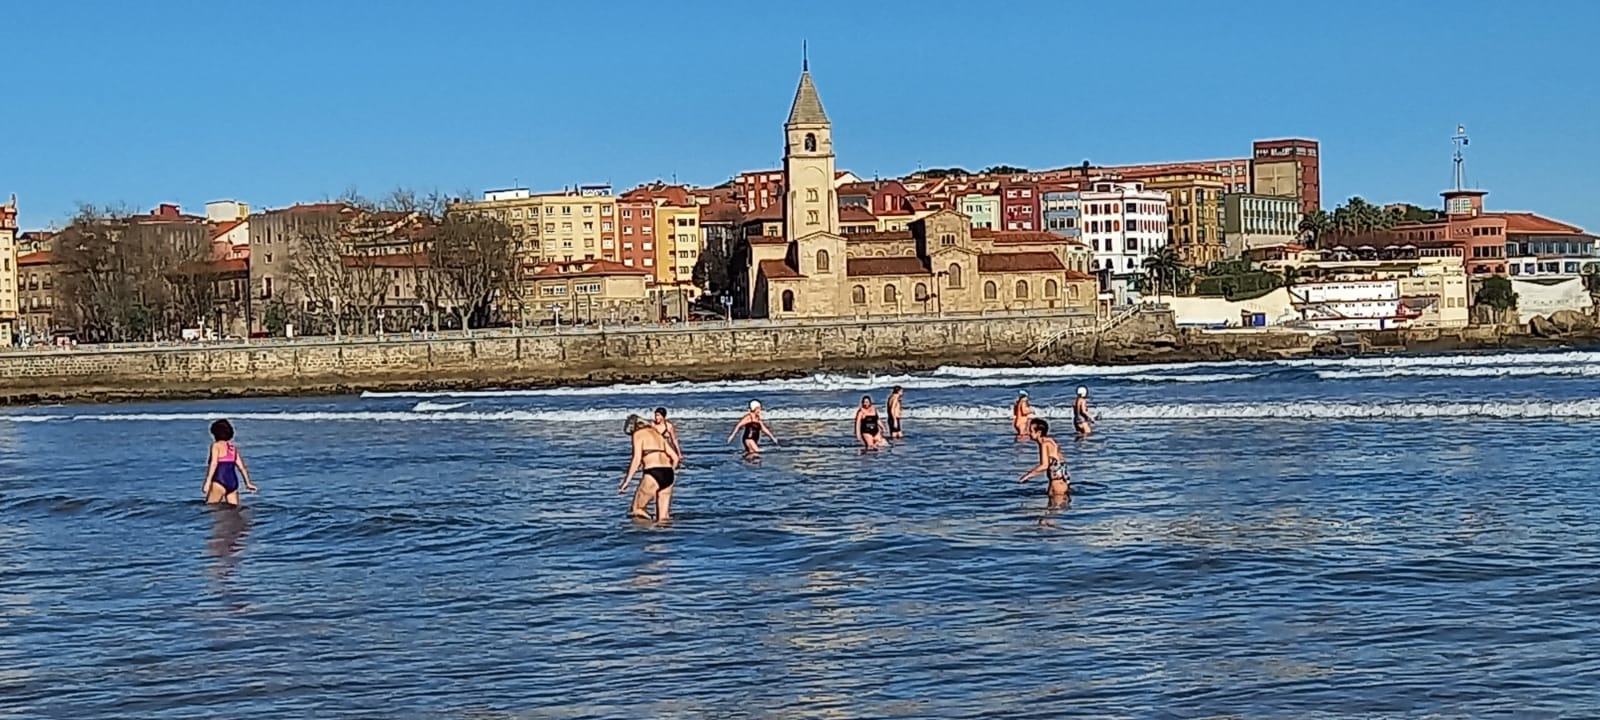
xmin=5 ymin=358 xmax=1600 ymax=717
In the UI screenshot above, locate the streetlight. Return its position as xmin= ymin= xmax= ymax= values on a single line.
xmin=720 ymin=294 xmax=733 ymax=323
xmin=553 ymin=302 xmax=563 ymax=329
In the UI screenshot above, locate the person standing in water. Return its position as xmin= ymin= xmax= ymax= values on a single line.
xmin=886 ymin=386 xmax=905 ymax=439
xmin=1018 ymin=417 xmax=1070 ymax=508
xmin=854 ymin=395 xmax=888 ymax=450
xmin=653 ymin=407 xmax=683 ymax=460
xmin=1073 ymin=386 xmax=1095 ymax=438
xmin=619 ymin=414 xmax=681 ymax=522
xmin=728 ymin=400 xmax=779 ymax=455
xmin=202 ymin=419 xmax=257 ymax=506
xmin=1012 ymin=390 xmax=1034 ymax=440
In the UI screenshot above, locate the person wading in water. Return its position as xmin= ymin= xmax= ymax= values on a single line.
xmin=886 ymin=386 xmax=905 ymax=439
xmin=854 ymin=395 xmax=888 ymax=450
xmin=1012 ymin=391 xmax=1034 ymax=440
xmin=1073 ymin=386 xmax=1095 ymax=438
xmin=619 ymin=414 xmax=681 ymax=522
xmin=728 ymin=400 xmax=779 ymax=456
xmin=1018 ymin=417 xmax=1070 ymax=509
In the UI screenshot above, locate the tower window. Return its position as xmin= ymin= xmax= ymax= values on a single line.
xmin=804 ymin=133 xmax=817 ymax=152
xmin=807 ymin=188 xmax=819 ymax=202
xmin=807 ymin=210 xmax=819 ymax=225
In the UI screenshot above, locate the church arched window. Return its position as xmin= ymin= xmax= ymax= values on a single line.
xmin=816 ymin=249 xmax=831 ymax=273
xmin=806 ymin=188 xmax=819 ymax=202
xmin=804 ymin=133 xmax=817 ymax=152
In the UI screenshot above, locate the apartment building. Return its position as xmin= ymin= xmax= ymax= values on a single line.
xmin=451 ymin=185 xmax=619 ymax=264
xmin=0 ymin=197 xmax=17 ymax=345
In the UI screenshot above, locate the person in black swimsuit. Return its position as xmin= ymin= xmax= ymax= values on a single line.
xmin=620 ymin=414 xmax=681 ymax=522
xmin=854 ymin=395 xmax=888 ymax=450
xmin=728 ymin=400 xmax=778 ymax=455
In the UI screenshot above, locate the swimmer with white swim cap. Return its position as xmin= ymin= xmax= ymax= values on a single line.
xmin=728 ymin=399 xmax=779 ymax=455
xmin=1074 ymin=386 xmax=1094 ymax=438
xmin=1012 ymin=390 xmax=1034 ymax=440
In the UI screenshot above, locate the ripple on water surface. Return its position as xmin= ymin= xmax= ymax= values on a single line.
xmin=4 ymin=352 xmax=1600 ymax=717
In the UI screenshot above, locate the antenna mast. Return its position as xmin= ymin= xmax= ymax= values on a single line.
xmin=1451 ymin=125 xmax=1470 ymax=191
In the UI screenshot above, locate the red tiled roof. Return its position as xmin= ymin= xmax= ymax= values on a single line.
xmin=18 ymin=251 xmax=53 ymax=266
xmin=839 ymin=205 xmax=877 ymax=223
xmin=847 ymin=256 xmax=928 ymax=277
xmin=175 ymin=258 xmax=250 ymax=275
xmin=1491 ymin=212 xmax=1587 ymax=235
xmin=209 ymin=218 xmax=246 ymax=240
xmin=750 ymin=235 xmax=787 ymax=245
xmin=622 ymin=184 xmax=692 ymax=206
xmin=977 ymin=252 xmax=1066 ymax=273
xmin=759 ymin=258 xmax=804 ymax=280
xmin=1064 ymin=270 xmax=1095 ymax=281
xmin=531 ymin=259 xmax=650 ymax=278
xmin=746 ymin=204 xmax=784 ymax=222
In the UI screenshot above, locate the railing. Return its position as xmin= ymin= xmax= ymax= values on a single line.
xmin=1026 ymin=303 xmax=1145 ymax=356
xmin=0 ymin=308 xmax=1097 ymax=357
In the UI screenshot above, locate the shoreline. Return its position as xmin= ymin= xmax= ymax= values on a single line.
xmin=4 ymin=324 xmax=1598 ymax=406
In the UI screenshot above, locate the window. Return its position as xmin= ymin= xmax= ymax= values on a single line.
xmin=643 ymin=242 xmax=653 ymax=251
xmin=263 ymin=277 xmax=273 ymax=299
xmin=1045 ymin=279 xmax=1059 ymax=298
xmin=914 ymin=283 xmax=929 ymax=301
xmin=562 ymin=206 xmax=572 ymax=215
xmin=584 ymin=222 xmax=594 ymax=231
xmin=602 ymin=222 xmax=612 ymax=232
xmin=602 ymin=206 xmax=613 ymax=216
xmin=643 ymin=226 xmax=652 ymax=235
xmin=624 ymin=227 xmax=634 ymax=235
xmin=807 ymin=188 xmax=819 ymax=202
xmin=816 ymin=249 xmax=831 ymax=273
xmin=545 ymin=223 xmax=555 ymax=233
xmin=807 ymin=210 xmax=819 ymax=225
xmin=622 ymin=209 xmax=632 ymax=219
xmin=576 ymin=282 xmax=601 ymax=294
xmin=803 ymin=133 xmax=817 ymax=152
xmin=781 ymin=289 xmax=796 ymax=312
xmin=643 ymin=209 xmax=652 ymax=218
xmin=1015 ymin=280 xmax=1030 ymax=299
xmin=983 ymin=281 xmax=998 ymax=299
xmin=644 ymin=258 xmax=654 ymax=267
xmin=562 ymin=222 xmax=573 ymax=231
xmin=948 ymin=263 xmax=962 ymax=288
xmin=884 ymin=284 xmax=898 ymax=303
xmin=852 ymin=285 xmax=866 ymax=304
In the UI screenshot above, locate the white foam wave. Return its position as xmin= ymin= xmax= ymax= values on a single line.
xmin=39 ymin=399 xmax=1600 ymax=424
xmin=1317 ymin=365 xmax=1600 ymax=381
xmin=360 ymin=368 xmax=1246 ymax=400
xmin=412 ymin=400 xmax=470 ymax=412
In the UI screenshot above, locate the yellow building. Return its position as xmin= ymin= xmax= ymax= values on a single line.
xmin=449 ymin=186 xmax=619 ymax=265
xmin=747 ymin=64 xmax=1096 ymax=319
xmin=0 ymin=197 xmax=17 ymax=345
xmin=523 ymin=259 xmax=653 ymax=324
xmin=654 ymin=203 xmax=701 ymax=297
xmin=1139 ymin=170 xmax=1226 ymax=268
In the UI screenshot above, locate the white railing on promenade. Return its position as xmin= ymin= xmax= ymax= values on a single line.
xmin=0 ymin=308 xmax=1097 ymax=358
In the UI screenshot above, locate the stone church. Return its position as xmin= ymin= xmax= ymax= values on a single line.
xmin=748 ymin=64 xmax=1096 ymax=319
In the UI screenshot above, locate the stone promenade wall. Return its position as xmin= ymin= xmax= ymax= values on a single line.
xmin=0 ymin=314 xmax=1099 ymax=403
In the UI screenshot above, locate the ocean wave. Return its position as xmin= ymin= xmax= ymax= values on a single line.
xmin=36 ymin=399 xmax=1600 ymax=425
xmin=412 ymin=400 xmax=470 ymax=412
xmin=1316 ymin=365 xmax=1600 ymax=381
xmin=360 ymin=369 xmax=1254 ymax=400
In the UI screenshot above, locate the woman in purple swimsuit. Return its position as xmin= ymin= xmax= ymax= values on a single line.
xmin=202 ymin=419 xmax=257 ymax=506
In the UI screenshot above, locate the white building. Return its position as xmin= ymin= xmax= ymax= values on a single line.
xmin=1223 ymin=193 xmax=1302 ymax=257
xmin=1080 ymin=180 xmax=1169 ymax=277
xmin=1291 ymin=279 xmax=1411 ymax=331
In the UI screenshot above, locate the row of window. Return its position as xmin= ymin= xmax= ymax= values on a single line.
xmin=845 ymin=277 xmax=1064 ymax=305
xmin=507 ymin=205 xmax=613 ymax=219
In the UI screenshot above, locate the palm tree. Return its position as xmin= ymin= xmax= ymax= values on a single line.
xmin=1142 ymin=245 xmax=1185 ymax=302
xmin=1299 ymin=210 xmax=1332 ymax=247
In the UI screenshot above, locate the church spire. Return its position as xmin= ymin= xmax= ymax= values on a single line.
xmin=787 ymin=47 xmax=828 ymax=127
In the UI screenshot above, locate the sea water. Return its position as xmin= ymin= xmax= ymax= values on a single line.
xmin=3 ymin=349 xmax=1600 ymax=718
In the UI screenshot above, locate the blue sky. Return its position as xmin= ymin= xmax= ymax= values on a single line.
xmin=3 ymin=0 xmax=1597 ymax=230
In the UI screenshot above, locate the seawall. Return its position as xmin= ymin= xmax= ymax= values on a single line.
xmin=0 ymin=314 xmax=1102 ymax=404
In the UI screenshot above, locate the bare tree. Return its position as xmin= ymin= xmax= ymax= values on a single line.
xmin=54 ymin=204 xmax=215 ymax=342
xmin=284 ymin=225 xmax=351 ymax=336
xmin=432 ymin=213 xmax=516 ymax=329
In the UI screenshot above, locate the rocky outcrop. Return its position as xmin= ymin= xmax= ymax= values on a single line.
xmin=1529 ymin=310 xmax=1598 ymax=338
